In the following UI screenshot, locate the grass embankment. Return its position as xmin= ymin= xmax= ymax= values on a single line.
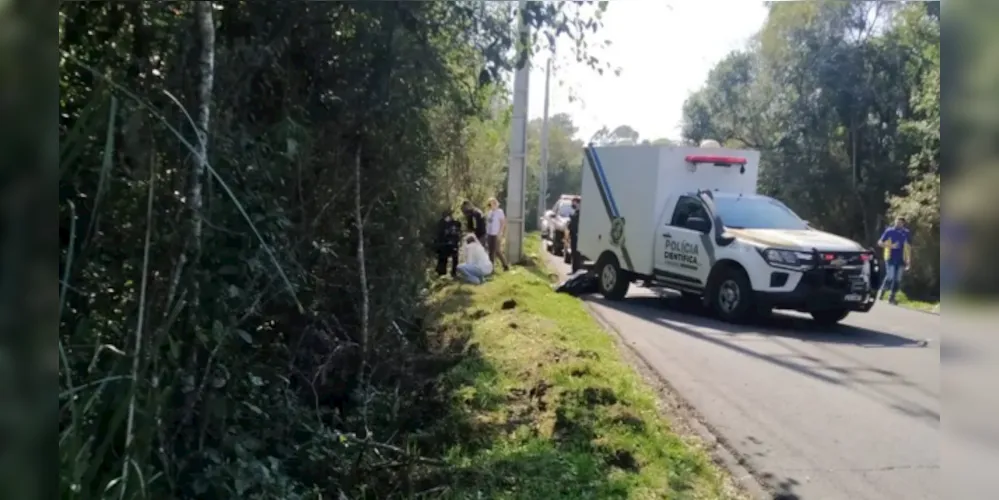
xmin=893 ymin=291 xmax=939 ymax=312
xmin=426 ymin=235 xmax=732 ymax=499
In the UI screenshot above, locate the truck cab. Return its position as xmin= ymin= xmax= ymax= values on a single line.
xmin=578 ymin=143 xmax=881 ymax=325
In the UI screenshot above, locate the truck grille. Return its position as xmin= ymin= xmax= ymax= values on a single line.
xmin=803 ymin=251 xmax=875 ymax=292
xmin=816 ymin=251 xmax=868 ymax=267
xmin=802 ymin=268 xmax=867 ymax=292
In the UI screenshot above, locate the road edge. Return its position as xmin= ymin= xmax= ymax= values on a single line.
xmin=897 ymin=303 xmax=940 ymax=315
xmin=582 ymin=301 xmax=772 ymax=500
xmin=541 ymin=244 xmax=770 ymax=500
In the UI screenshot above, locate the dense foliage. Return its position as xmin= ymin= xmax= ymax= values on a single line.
xmin=681 ymin=2 xmax=940 ymax=299
xmin=58 ymin=2 xmax=610 ymax=498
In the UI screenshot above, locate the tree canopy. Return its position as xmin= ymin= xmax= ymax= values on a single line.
xmin=681 ymin=1 xmax=940 ymax=298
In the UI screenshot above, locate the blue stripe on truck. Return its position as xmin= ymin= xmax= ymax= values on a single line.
xmin=590 ymin=147 xmax=620 ymax=217
xmin=584 ymin=147 xmax=614 ymax=220
xmin=584 ymin=146 xmax=634 ymax=271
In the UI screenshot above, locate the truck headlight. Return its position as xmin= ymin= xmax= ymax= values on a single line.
xmin=761 ymin=248 xmax=814 ymax=268
xmin=763 ymin=248 xmax=799 ymax=266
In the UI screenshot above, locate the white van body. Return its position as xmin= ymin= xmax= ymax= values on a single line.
xmin=577 ymin=144 xmax=880 ymax=325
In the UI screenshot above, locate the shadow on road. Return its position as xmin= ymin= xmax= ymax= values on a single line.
xmin=584 ymin=292 xmax=939 ymax=498
xmin=595 ymin=295 xmax=926 ymax=348
xmin=589 ymin=294 xmax=940 ymax=426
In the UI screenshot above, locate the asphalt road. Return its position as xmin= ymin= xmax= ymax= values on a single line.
xmin=545 ymin=252 xmax=939 ymax=500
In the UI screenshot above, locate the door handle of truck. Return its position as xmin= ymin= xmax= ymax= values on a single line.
xmin=662 ymin=232 xmax=671 ymax=237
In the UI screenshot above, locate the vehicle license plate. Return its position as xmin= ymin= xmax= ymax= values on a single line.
xmin=844 ymin=294 xmax=862 ymax=302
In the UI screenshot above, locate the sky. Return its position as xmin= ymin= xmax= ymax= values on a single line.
xmin=525 ymin=0 xmax=769 ymax=142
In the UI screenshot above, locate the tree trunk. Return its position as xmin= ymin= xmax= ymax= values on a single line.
xmin=190 ymin=1 xmax=215 ymax=262
xmin=175 ymin=0 xmax=216 ymax=434
xmin=354 ymin=145 xmax=370 ymax=369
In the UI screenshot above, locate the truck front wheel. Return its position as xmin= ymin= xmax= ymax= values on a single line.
xmin=707 ymin=265 xmax=755 ymax=323
xmin=552 ymin=231 xmax=564 ymax=255
xmin=597 ymin=253 xmax=630 ymax=300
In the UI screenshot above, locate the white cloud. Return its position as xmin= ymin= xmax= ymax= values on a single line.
xmin=525 ymin=0 xmax=768 ymax=142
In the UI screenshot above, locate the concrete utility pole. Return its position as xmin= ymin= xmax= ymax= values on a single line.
xmin=538 ymin=57 xmax=552 ymax=226
xmin=505 ymin=0 xmax=530 ymax=264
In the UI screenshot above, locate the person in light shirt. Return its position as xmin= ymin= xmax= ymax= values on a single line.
xmin=455 ymin=234 xmax=493 ymax=284
xmin=485 ymin=197 xmax=510 ymax=271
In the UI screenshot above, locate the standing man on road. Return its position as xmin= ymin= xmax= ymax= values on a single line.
xmin=877 ymin=215 xmax=912 ymax=304
xmin=461 ymin=200 xmax=487 ymax=242
xmin=485 ymin=197 xmax=510 ymax=271
xmin=566 ymin=196 xmax=582 ymax=272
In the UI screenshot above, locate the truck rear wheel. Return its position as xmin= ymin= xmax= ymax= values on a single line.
xmin=707 ymin=265 xmax=755 ymax=323
xmin=810 ymin=309 xmax=849 ymax=326
xmin=597 ymin=253 xmax=629 ymax=301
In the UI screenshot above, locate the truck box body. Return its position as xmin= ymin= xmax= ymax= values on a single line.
xmin=578 ymin=144 xmax=761 ymax=275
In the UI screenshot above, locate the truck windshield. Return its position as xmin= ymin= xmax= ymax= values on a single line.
xmin=713 ymin=196 xmax=808 ymax=230
xmin=556 ymin=203 xmax=574 ymax=217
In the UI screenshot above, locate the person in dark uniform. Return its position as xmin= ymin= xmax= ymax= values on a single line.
xmin=434 ymin=210 xmax=462 ymax=277
xmin=566 ymin=196 xmax=582 ymax=272
xmin=461 ymin=200 xmax=487 ymax=242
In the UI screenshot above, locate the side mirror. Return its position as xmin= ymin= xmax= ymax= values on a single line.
xmin=545 ymin=210 xmax=555 ymax=218
xmin=684 ymin=216 xmax=711 ymax=233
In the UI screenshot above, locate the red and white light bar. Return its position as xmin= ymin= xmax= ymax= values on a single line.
xmin=820 ymin=253 xmax=873 ymax=262
xmin=685 ymin=155 xmax=748 ymax=166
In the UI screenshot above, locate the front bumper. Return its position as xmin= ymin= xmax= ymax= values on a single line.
xmin=756 ymin=265 xmax=879 ymax=313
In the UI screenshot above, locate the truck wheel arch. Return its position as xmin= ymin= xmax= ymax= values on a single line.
xmin=708 ymin=259 xmax=747 ymax=278
xmin=706 ymin=259 xmax=751 ymax=297
xmin=596 ymin=250 xmax=622 ymax=271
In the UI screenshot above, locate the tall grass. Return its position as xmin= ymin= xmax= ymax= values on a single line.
xmin=58 ymin=60 xmax=305 ymax=498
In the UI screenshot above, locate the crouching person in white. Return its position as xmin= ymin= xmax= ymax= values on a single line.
xmin=456 ymin=234 xmax=493 ymax=284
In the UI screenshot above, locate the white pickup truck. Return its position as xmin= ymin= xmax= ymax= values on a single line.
xmin=577 ymin=143 xmax=882 ymax=325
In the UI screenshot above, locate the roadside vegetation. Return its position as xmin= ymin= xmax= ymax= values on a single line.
xmin=57 ymin=2 xmax=617 ymax=498
xmin=893 ymin=292 xmax=938 ymax=313
xmin=428 ymin=234 xmax=735 ymax=499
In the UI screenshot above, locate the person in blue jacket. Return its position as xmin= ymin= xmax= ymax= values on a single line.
xmin=877 ymin=216 xmax=912 ymax=304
